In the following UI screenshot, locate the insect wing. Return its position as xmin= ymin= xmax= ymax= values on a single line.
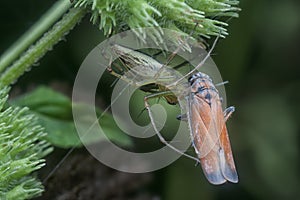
xmin=219 ymin=119 xmax=238 ymax=183
xmin=211 ymin=95 xmax=238 ymax=183
xmin=188 ymin=84 xmax=238 ymax=184
xmin=188 ymin=92 xmax=226 ymax=184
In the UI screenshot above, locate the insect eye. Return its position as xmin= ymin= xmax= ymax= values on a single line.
xmin=188 ymin=76 xmax=193 ymax=84
xmin=188 ymin=75 xmax=197 ymax=84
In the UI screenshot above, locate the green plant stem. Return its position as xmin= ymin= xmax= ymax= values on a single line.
xmin=0 ymin=0 xmax=72 ymax=74
xmin=0 ymin=7 xmax=87 ymax=86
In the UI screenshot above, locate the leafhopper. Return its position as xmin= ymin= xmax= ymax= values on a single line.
xmin=108 ymin=44 xmax=238 ymax=184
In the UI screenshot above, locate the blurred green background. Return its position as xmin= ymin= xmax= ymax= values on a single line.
xmin=1 ymin=0 xmax=300 ymax=199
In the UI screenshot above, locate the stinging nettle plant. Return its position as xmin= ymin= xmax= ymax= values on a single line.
xmin=0 ymin=0 xmax=240 ymax=199
xmin=75 ymin=0 xmax=240 ymax=42
xmin=0 ymin=87 xmax=53 ymax=200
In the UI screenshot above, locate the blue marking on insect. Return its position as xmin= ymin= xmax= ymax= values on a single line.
xmin=205 ymin=93 xmax=212 ymax=101
xmin=198 ymin=86 xmax=206 ymax=92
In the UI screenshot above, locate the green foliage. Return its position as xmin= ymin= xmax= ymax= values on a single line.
xmin=0 ymin=87 xmax=53 ymax=200
xmin=74 ymin=0 xmax=240 ymax=41
xmin=11 ymin=86 xmax=132 ymax=148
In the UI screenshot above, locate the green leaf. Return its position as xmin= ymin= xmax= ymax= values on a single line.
xmin=11 ymin=86 xmax=132 ymax=148
xmin=12 ymin=86 xmax=72 ymax=120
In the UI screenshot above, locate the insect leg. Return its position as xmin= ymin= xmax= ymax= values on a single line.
xmin=223 ymin=106 xmax=235 ymax=122
xmin=144 ymin=92 xmax=200 ymax=163
xmin=107 ymin=67 xmax=133 ymax=83
xmin=176 ymin=113 xmax=188 ymax=121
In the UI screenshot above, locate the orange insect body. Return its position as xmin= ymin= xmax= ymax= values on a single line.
xmin=187 ymin=72 xmax=238 ymax=184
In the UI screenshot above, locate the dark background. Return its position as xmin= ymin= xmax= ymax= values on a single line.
xmin=1 ymin=0 xmax=300 ymax=199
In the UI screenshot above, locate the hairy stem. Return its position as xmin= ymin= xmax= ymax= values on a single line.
xmin=0 ymin=0 xmax=72 ymax=74
xmin=0 ymin=7 xmax=87 ymax=86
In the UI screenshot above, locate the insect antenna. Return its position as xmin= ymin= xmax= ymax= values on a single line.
xmin=168 ymin=34 xmax=220 ymax=87
xmin=154 ymin=23 xmax=199 ymax=80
